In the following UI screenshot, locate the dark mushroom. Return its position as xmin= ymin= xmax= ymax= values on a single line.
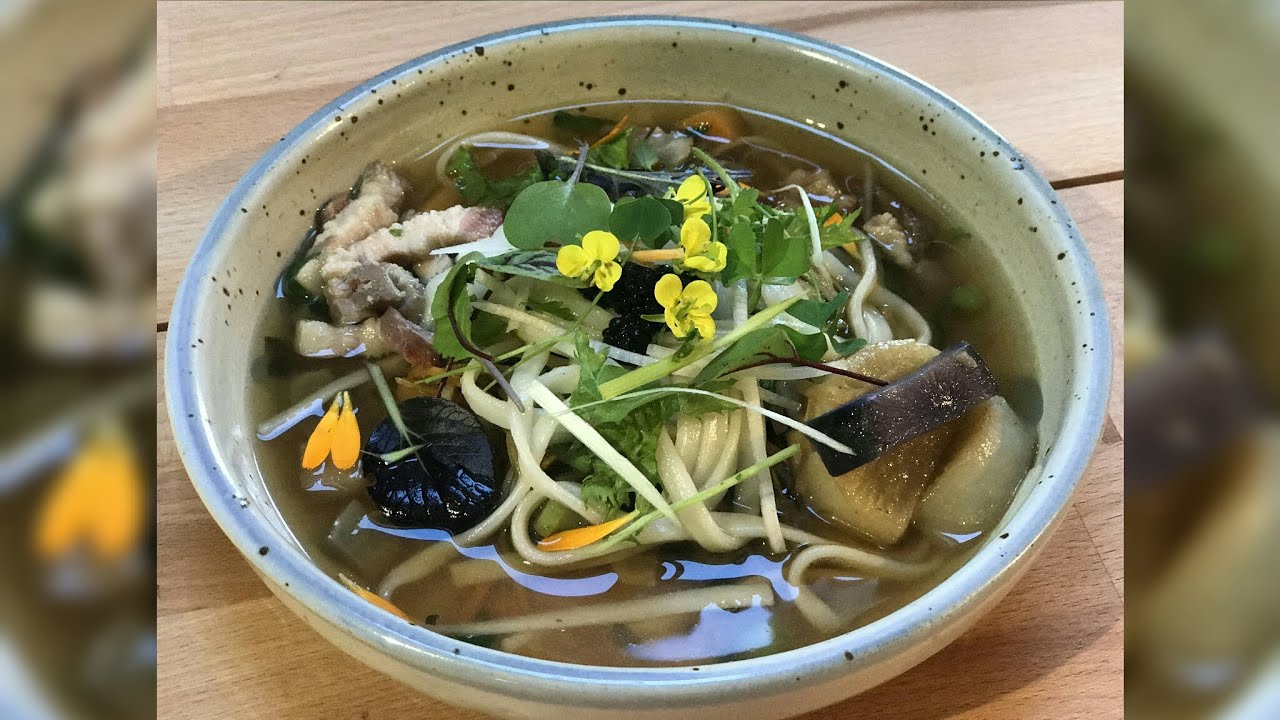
xmin=364 ymin=397 xmax=500 ymax=533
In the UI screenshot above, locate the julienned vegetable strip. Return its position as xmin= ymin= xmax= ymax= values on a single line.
xmin=567 ymin=387 xmax=853 ymax=455
xmin=525 ymin=382 xmax=677 ymax=523
xmin=591 ymin=443 xmax=800 ymax=554
xmin=597 ymin=295 xmax=802 ymax=399
xmin=366 ymin=361 xmax=411 ymax=441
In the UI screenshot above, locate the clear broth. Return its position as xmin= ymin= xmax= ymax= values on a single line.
xmin=249 ymin=101 xmax=1039 ymax=666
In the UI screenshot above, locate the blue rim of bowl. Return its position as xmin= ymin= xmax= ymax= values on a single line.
xmin=167 ymin=15 xmax=1111 ymax=708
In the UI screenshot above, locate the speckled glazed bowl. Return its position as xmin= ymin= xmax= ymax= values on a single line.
xmin=166 ymin=16 xmax=1111 ymax=720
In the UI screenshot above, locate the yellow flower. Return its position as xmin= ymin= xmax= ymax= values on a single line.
xmin=676 ymin=216 xmax=727 ymax=273
xmin=673 ymin=175 xmax=712 ymax=220
xmin=655 ymin=274 xmax=718 ymax=340
xmin=556 ymin=230 xmax=623 ymax=291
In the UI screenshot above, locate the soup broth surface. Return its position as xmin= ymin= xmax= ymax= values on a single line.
xmin=250 ymin=101 xmax=1038 ymax=666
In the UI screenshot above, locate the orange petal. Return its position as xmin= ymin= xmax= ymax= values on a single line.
xmin=88 ymin=433 xmax=144 ymax=561
xmin=302 ymin=395 xmax=341 ymax=469
xmin=34 ymin=437 xmax=101 ymax=558
xmin=823 ymin=212 xmax=843 ymax=228
xmin=537 ymin=511 xmax=637 ymax=552
xmin=35 ymin=424 xmax=144 ymax=562
xmin=329 ymin=391 xmax=361 ymax=470
xmin=590 ymin=114 xmax=630 ymax=148
xmin=339 ymin=574 xmax=414 ymax=622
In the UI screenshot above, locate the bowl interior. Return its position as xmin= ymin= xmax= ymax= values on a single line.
xmin=166 ymin=15 xmax=1110 ymax=706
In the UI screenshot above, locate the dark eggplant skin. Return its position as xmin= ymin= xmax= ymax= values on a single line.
xmin=364 ymin=397 xmax=499 ymax=533
xmin=808 ymin=342 xmax=999 ymax=476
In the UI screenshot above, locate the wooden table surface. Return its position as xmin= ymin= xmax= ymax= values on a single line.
xmin=157 ymin=3 xmax=1124 ymax=718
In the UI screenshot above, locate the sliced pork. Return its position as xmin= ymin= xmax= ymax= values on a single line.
xmin=323 ymin=261 xmax=427 ymax=325
xmin=319 ymin=205 xmax=503 ymax=282
xmin=314 ymin=161 xmax=409 ymax=253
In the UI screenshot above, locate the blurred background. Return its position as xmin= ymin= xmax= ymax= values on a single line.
xmin=1126 ymin=0 xmax=1280 ymax=717
xmin=0 ymin=0 xmax=155 ymax=718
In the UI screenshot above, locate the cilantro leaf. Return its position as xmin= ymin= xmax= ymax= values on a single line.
xmin=446 ymin=146 xmax=543 ymax=210
xmin=566 ymin=333 xmax=728 ymax=518
xmin=817 ymin=206 xmax=862 ymax=250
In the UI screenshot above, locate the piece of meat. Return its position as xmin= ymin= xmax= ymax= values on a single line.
xmin=780 ymin=168 xmax=859 ymax=213
xmin=295 ymin=317 xmax=391 ymax=358
xmin=379 ymin=307 xmax=441 ymax=366
xmin=319 ymin=205 xmax=502 ymax=282
xmin=636 ymin=127 xmax=693 ymax=169
xmin=316 ymin=192 xmax=350 ymax=227
xmin=863 ymin=211 xmax=914 ymax=267
xmin=411 ymin=254 xmax=453 ymax=283
xmin=315 ymin=161 xmax=409 ymax=253
xmin=323 ymin=262 xmax=426 ymax=325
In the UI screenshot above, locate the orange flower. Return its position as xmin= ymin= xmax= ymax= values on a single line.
xmin=34 ymin=422 xmax=144 ymax=562
xmin=537 ymin=511 xmax=638 ymax=552
xmin=303 ymin=392 xmax=361 ymax=470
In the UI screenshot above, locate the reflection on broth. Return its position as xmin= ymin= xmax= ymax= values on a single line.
xmin=250 ymin=102 xmax=1038 ymax=667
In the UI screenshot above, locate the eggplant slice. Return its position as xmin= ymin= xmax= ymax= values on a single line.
xmin=808 ymin=342 xmax=999 ymax=477
xmin=791 ymin=341 xmax=959 ymax=545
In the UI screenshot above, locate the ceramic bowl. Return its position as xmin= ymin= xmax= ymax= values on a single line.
xmin=166 ymin=16 xmax=1111 ymax=720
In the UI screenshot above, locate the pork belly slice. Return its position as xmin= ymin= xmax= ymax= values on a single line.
xmin=314 ymin=161 xmax=410 ymax=253
xmin=320 ymin=205 xmax=502 ymax=282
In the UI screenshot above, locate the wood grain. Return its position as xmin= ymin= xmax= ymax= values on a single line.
xmin=156 ymin=0 xmax=1122 ymax=322
xmin=157 ymin=3 xmax=1124 ymax=718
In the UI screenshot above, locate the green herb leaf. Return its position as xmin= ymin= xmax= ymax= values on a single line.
xmin=693 ymin=325 xmax=827 ymax=384
xmin=760 ymin=217 xmax=811 ymax=280
xmin=659 ymin=198 xmax=685 ymax=226
xmin=429 ymin=253 xmax=481 ymax=360
xmin=609 ymin=196 xmax=671 ymax=247
xmin=475 ymin=250 xmax=584 ymax=286
xmin=525 ymin=297 xmax=578 ymax=324
xmin=630 ymin=136 xmax=659 ymax=170
xmin=470 ymin=312 xmax=507 ymax=348
xmin=446 ymin=146 xmax=544 ymax=210
xmin=817 ymin=206 xmax=862 ymax=250
xmin=831 ymin=336 xmax=868 ymax=356
xmin=787 ymin=289 xmax=849 ymax=327
xmin=504 ymin=180 xmax=612 ymax=250
xmin=587 ymin=127 xmax=633 ymax=169
xmin=538 ymin=152 xmax=749 ymax=198
xmin=721 ymin=221 xmax=757 ymax=286
xmin=552 ymin=111 xmax=613 ymax=136
xmin=728 ymin=187 xmax=762 ymax=220
xmin=389 ymin=226 xmax=403 ymax=238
